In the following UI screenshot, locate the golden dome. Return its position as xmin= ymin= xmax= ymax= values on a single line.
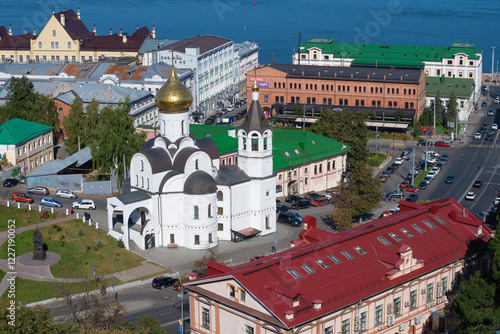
xmin=251 ymin=79 xmax=259 ymax=92
xmin=155 ymin=68 xmax=193 ymax=113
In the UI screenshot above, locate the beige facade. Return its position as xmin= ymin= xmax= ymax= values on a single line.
xmin=15 ymin=132 xmax=54 ymax=174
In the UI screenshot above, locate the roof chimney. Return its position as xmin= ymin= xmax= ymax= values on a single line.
xmin=430 ymin=204 xmax=438 ymax=215
xmin=400 ymin=76 xmax=403 ymax=81
xmin=384 ymin=75 xmax=386 ymax=80
xmin=110 ymin=27 xmax=113 ymax=35
xmin=152 ymin=23 xmax=156 ymax=39
xmin=280 ymin=255 xmax=292 ymax=270
xmin=351 ymin=73 xmax=353 ymax=78
xmin=334 ymin=72 xmax=337 ymax=78
xmin=302 ymin=215 xmax=316 ymax=230
xmin=8 ymin=24 xmax=12 ymax=36
xmin=313 ymin=300 xmax=323 ymax=310
xmin=123 ymin=33 xmax=128 ymax=43
xmin=93 ymin=24 xmax=96 ymax=35
xmin=77 ymin=5 xmax=81 ymax=20
xmin=24 ymin=27 xmax=27 ymax=34
xmin=33 ymin=27 xmax=36 ymax=36
xmin=119 ymin=27 xmax=122 ymax=36
xmin=302 ymin=71 xmax=304 ymax=76
xmin=61 ymin=7 xmax=65 ymax=27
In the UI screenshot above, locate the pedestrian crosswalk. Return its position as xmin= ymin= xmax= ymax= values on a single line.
xmin=468 ymin=144 xmax=500 ymax=148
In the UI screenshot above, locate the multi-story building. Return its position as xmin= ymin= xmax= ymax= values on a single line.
xmin=234 ymin=41 xmax=260 ymax=97
xmin=248 ymin=64 xmax=426 ymax=120
xmin=0 ymin=8 xmax=152 ymax=64
xmin=185 ymin=198 xmax=493 ymax=334
xmin=293 ymin=37 xmax=482 ymax=102
xmin=424 ymin=77 xmax=475 ymax=122
xmin=0 ymin=118 xmax=54 ymax=174
xmin=190 ymin=124 xmax=349 ymax=196
xmin=143 ymin=35 xmax=236 ymax=114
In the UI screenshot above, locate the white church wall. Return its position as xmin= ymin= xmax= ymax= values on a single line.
xmin=183 ymin=152 xmax=213 ymax=176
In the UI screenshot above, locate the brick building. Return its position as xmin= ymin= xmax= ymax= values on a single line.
xmin=185 ymin=198 xmax=493 ymax=334
xmin=246 ymin=64 xmax=426 ymax=121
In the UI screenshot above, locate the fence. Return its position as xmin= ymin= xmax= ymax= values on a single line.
xmin=83 ymin=181 xmax=111 ymax=195
xmin=3 ymin=200 xmax=109 ymax=233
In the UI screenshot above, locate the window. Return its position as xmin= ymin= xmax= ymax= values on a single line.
xmin=375 ymin=305 xmax=383 ymax=324
xmin=218 ymin=207 xmax=223 ymax=215
xmin=240 ymin=289 xmax=246 ymax=302
xmin=394 ymin=297 xmax=401 ymax=316
xmin=194 ymin=235 xmax=200 ymax=245
xmin=412 ymin=224 xmax=425 ymax=233
xmin=447 ymin=60 xmax=453 ymax=65
xmin=51 ymin=42 xmax=54 ymax=49
xmin=302 ymin=264 xmax=315 ymax=274
xmin=325 ymin=326 xmax=333 ymax=334
xmin=389 ymin=232 xmax=403 ymax=242
xmin=194 ymin=206 xmax=199 ymax=219
xmin=360 ymin=312 xmax=367 ymax=330
xmin=341 ymin=250 xmax=354 ymax=260
xmin=264 ymin=95 xmax=268 ymax=102
xmin=202 ymin=307 xmax=210 ymax=328
xmin=341 ymin=319 xmax=350 ymax=334
xmin=410 ymin=290 xmax=417 ymax=308
xmin=288 ymin=269 xmax=301 ymax=279
xmin=245 ymin=325 xmax=254 ymax=334
xmin=427 ymin=283 xmax=434 ymax=301
xmin=55 ymin=42 xmax=59 ymax=49
xmin=52 ymin=29 xmax=56 ymax=37
xmin=229 ymin=285 xmax=235 ymax=298
xmin=266 ymin=216 xmax=270 ymax=229
xmin=442 ymin=276 xmax=448 ymax=292
xmin=208 ymin=204 xmax=212 ymax=218
xmin=38 ymin=42 xmax=42 ymax=48
xmin=68 ymin=42 xmax=71 ymax=49
xmin=217 ymin=223 xmax=224 ymax=231
xmin=316 ymin=259 xmax=329 ymax=269
xmin=423 ymin=220 xmax=436 ymax=229
xmin=329 ymin=255 xmax=341 ymax=264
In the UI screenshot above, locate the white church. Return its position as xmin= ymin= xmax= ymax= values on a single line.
xmin=106 ymin=68 xmax=276 ymax=250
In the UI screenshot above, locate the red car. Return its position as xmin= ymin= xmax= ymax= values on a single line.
xmin=400 ymin=184 xmax=420 ymax=192
xmin=311 ymin=199 xmax=329 ymax=207
xmin=434 ymin=141 xmax=450 ymax=147
xmin=483 ymin=123 xmax=488 ymax=129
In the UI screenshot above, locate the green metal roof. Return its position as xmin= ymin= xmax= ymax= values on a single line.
xmin=0 ymin=118 xmax=53 ymax=145
xmin=189 ymin=125 xmax=349 ymax=171
xmin=300 ymin=37 xmax=482 ymax=62
xmin=425 ymin=77 xmax=474 ymax=98
xmin=351 ymin=57 xmax=424 ymax=68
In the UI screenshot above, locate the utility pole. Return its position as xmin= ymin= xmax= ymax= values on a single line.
xmin=425 ymin=136 xmax=428 ymax=172
xmin=412 ymin=148 xmax=415 ymax=185
xmin=302 ymin=102 xmax=306 ymax=131
xmin=375 ymin=125 xmax=378 ymax=156
xmin=433 ymin=101 xmax=436 ymax=137
xmin=492 ymin=46 xmax=496 ymax=82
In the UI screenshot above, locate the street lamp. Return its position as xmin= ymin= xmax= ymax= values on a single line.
xmin=177 ymin=278 xmax=185 ymax=334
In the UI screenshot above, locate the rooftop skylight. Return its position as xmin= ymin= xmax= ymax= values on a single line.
xmin=354 ymin=246 xmax=367 ymax=255
xmin=288 ymin=269 xmax=301 ymax=279
xmin=378 ymin=236 xmax=391 ymax=246
xmin=302 ymin=265 xmax=315 ymax=274
xmin=435 ymin=217 xmax=447 ymax=225
xmin=316 ymin=259 xmax=329 ymax=269
xmin=341 ymin=250 xmax=354 ymax=260
xmin=328 ymin=255 xmax=342 ymax=264
xmin=412 ymin=224 xmax=425 ymax=234
xmin=423 ymin=220 xmax=436 ymax=229
xmin=401 ymin=228 xmax=414 ymax=238
xmin=389 ymin=232 xmax=403 ymax=242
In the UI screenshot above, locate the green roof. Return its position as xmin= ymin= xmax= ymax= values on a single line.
xmin=0 ymin=118 xmax=53 ymax=145
xmin=351 ymin=57 xmax=424 ymax=68
xmin=300 ymin=37 xmax=482 ymax=63
xmin=190 ymin=125 xmax=350 ymax=171
xmin=425 ymin=77 xmax=474 ymax=98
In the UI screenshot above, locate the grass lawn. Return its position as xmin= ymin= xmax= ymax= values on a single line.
xmin=1 ymin=276 xmax=123 ymax=305
xmin=0 ymin=220 xmax=145 ymax=278
xmin=413 ymin=170 xmax=429 ymax=186
xmin=0 ymin=206 xmax=62 ymax=232
xmin=367 ymin=153 xmax=388 ymax=167
xmin=0 ymin=268 xmax=4 ymax=282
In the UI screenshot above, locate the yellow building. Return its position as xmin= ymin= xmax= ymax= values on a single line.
xmin=0 ymin=8 xmax=153 ymax=63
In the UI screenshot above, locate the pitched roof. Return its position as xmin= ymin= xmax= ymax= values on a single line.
xmin=299 ymin=36 xmax=482 ymax=62
xmin=162 ymin=35 xmax=232 ymax=55
xmin=80 ymin=29 xmax=149 ymax=52
xmin=239 ymin=95 xmax=273 ymax=134
xmin=0 ymin=118 xmax=53 ymax=145
xmin=26 ymin=147 xmax=91 ymax=177
xmin=53 ymin=9 xmax=90 ymax=38
xmin=0 ymin=26 xmax=33 ymax=50
xmin=54 ymin=83 xmax=151 ymax=105
xmin=186 ymin=198 xmax=493 ymax=329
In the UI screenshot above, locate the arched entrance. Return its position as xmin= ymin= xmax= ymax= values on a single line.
xmin=287 ymin=180 xmax=298 ymax=195
xmin=407 ymin=325 xmax=415 ymax=334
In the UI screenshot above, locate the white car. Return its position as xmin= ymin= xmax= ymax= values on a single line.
xmin=492 ymin=123 xmax=498 ymax=130
xmin=427 ymin=170 xmax=437 ymax=179
xmin=55 ymin=189 xmax=78 ymax=199
xmin=474 ymin=132 xmax=482 ymax=139
xmin=465 ymin=192 xmax=476 ymax=201
xmin=72 ymin=199 xmax=96 ymax=210
xmin=431 ymin=167 xmax=440 ymax=175
xmin=394 ymin=157 xmax=405 ymax=165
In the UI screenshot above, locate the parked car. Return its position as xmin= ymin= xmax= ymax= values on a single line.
xmin=55 ymin=189 xmax=78 ymax=199
xmin=474 ymin=132 xmax=482 ymax=139
xmin=400 ymin=184 xmax=419 ymax=192
xmin=11 ymin=192 xmax=34 ymax=204
xmin=277 ymin=212 xmax=302 ymax=227
xmin=72 ymin=199 xmax=96 ymax=210
xmin=485 ymin=134 xmax=494 ymax=141
xmin=423 ymin=176 xmax=433 ymax=184
xmin=387 ymin=190 xmax=404 ymax=199
xmin=285 ymin=195 xmax=302 ymax=203
xmin=379 ymin=174 xmax=388 ymax=183
xmin=483 ymin=123 xmax=488 ymax=129
xmin=434 ymin=141 xmax=450 ymax=147
xmin=406 ymin=194 xmax=419 ymax=203
xmin=418 ymin=181 xmax=427 ymax=190
xmin=18 ymin=176 xmax=26 ymax=184
xmin=3 ymin=178 xmax=19 ymax=187
xmin=465 ymin=191 xmax=476 ymax=201
xmin=27 ymin=187 xmax=49 ymax=195
xmin=492 ymin=123 xmax=498 ymax=130
xmin=304 ymin=192 xmax=323 ymax=200
xmin=311 ymin=199 xmax=329 ymax=207
xmin=482 ymin=101 xmax=488 ymax=107
xmin=386 ymin=166 xmax=396 ymax=174
xmin=427 ymin=170 xmax=438 ymax=179
xmin=390 ymin=163 xmax=399 ymax=170
xmin=488 ymin=108 xmax=495 ymax=116
xmin=291 ymin=200 xmax=311 ymax=210
xmin=40 ymin=197 xmax=63 ymax=208
xmin=152 ymin=276 xmax=177 ymax=290
xmin=276 ymin=205 xmax=290 ymax=213
xmin=394 ymin=157 xmax=405 ymax=165
xmin=289 ymin=212 xmax=304 ymax=222
xmin=473 ymin=180 xmax=483 ymax=188
xmin=445 ymin=175 xmax=455 ymax=184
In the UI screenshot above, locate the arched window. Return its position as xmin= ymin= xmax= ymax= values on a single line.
xmin=140 ymin=160 xmax=144 ymax=171
xmin=217 ymin=191 xmax=223 ymax=201
xmin=208 ymin=204 xmax=212 ymax=218
xmin=195 ymin=159 xmax=199 ymax=170
xmin=251 ymin=134 xmax=259 ymax=151
xmin=194 ymin=206 xmax=199 ymax=219
xmin=181 ymin=120 xmax=185 ymax=135
xmin=141 ymin=177 xmax=144 ymax=188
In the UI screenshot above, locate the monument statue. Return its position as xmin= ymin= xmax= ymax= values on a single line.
xmin=33 ymin=226 xmax=46 ymax=260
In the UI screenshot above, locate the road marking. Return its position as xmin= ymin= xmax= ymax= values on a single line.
xmin=161 ymin=317 xmax=190 ymax=327
xmin=469 ymin=167 xmax=499 ymax=211
xmin=459 ymin=167 xmax=483 ymax=204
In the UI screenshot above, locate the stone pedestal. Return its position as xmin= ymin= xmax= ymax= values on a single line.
xmin=33 ymin=251 xmax=46 ymax=261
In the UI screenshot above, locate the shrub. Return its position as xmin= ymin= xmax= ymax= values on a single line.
xmin=78 ymin=228 xmax=84 ymax=237
xmin=117 ymin=238 xmax=125 ymax=248
xmin=96 ymin=240 xmax=103 ymax=247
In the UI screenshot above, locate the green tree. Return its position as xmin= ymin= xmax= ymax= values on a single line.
xmin=329 ymin=180 xmax=356 ymax=231
xmin=434 ymin=91 xmax=445 ymax=126
xmin=136 ymin=314 xmax=168 ymax=333
xmin=446 ymin=91 xmax=458 ymax=128
xmin=63 ymin=99 xmax=87 ymax=154
xmin=348 ymin=161 xmax=381 ymax=216
xmin=412 ymin=121 xmax=421 ymax=138
xmin=311 ymin=109 xmax=368 ymax=166
xmin=394 ymin=108 xmax=405 ymax=122
xmin=489 ymin=232 xmax=500 ymax=301
xmin=419 ymin=107 xmax=433 ymax=126
xmin=452 ymin=271 xmax=500 ymax=334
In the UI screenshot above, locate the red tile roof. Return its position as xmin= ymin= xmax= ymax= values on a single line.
xmin=162 ymin=34 xmax=231 ymax=55
xmin=187 ymin=198 xmax=493 ymax=329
